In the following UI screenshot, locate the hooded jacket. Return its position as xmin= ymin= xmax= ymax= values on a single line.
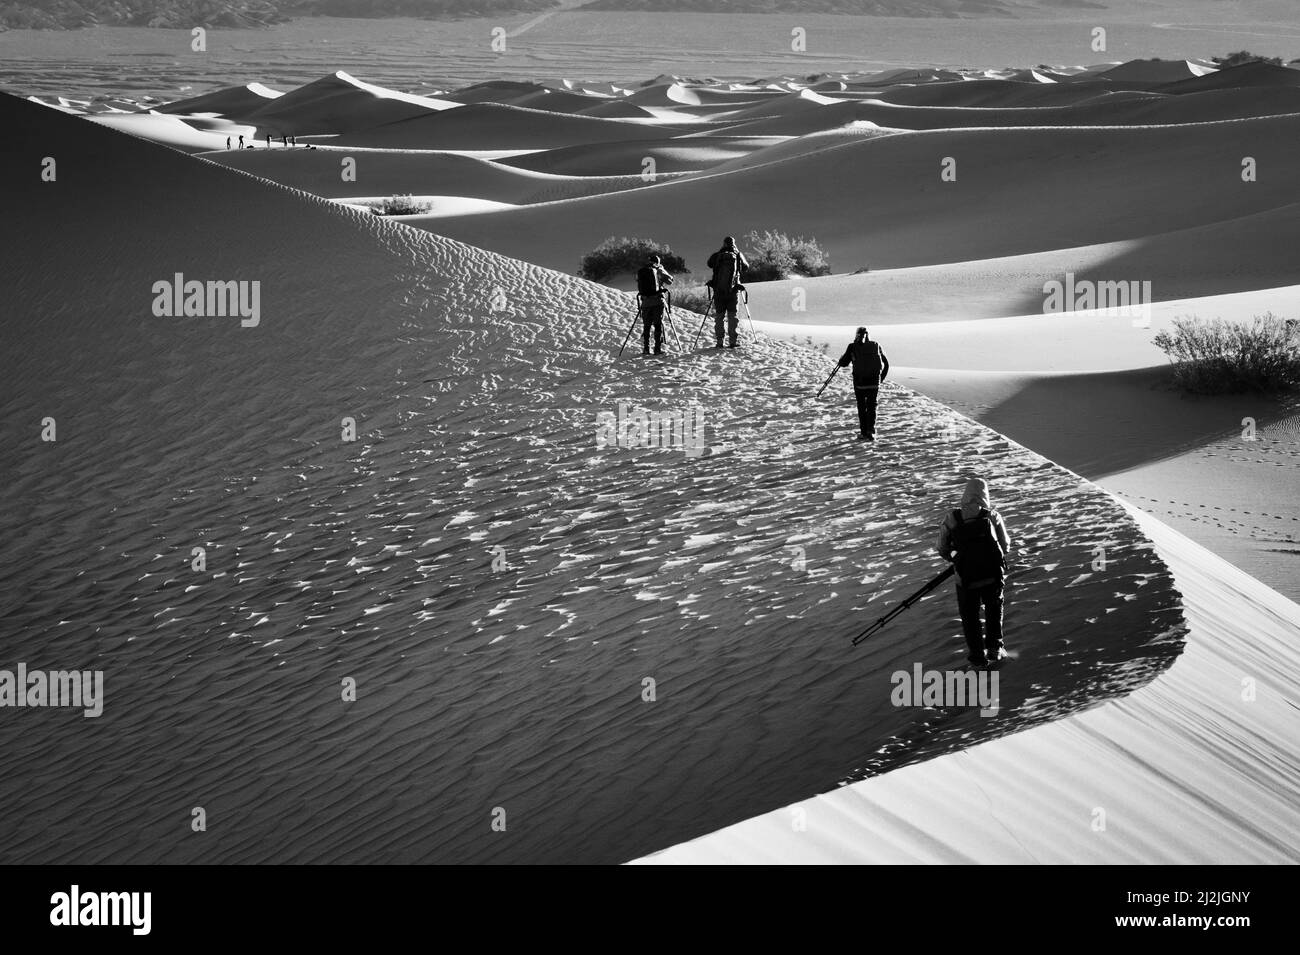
xmin=936 ymin=478 xmax=1011 ymax=585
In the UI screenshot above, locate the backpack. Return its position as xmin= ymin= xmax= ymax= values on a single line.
xmin=853 ymin=341 xmax=883 ymax=380
xmin=712 ymin=251 xmax=741 ymax=292
xmin=949 ymin=508 xmax=1005 ymax=587
xmin=636 ymin=265 xmax=663 ymax=297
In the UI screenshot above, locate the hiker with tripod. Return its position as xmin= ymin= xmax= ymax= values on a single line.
xmin=937 ymin=478 xmax=1012 ymax=669
xmin=706 ymin=236 xmax=749 ymax=349
xmin=837 ymin=326 xmax=890 ymax=442
xmin=636 ymin=255 xmax=674 ymax=355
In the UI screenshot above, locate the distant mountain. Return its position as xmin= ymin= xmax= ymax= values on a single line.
xmin=0 ymin=1 xmax=289 ymax=28
xmin=580 ymin=0 xmax=1021 ymax=14
xmin=0 ymin=0 xmax=559 ymax=30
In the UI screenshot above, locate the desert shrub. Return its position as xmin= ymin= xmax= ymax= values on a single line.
xmin=578 ymin=237 xmax=688 ymax=283
xmin=372 ymin=194 xmax=432 ymax=216
xmin=668 ymin=284 xmax=713 ymax=317
xmin=1212 ymin=50 xmax=1283 ymax=68
xmin=743 ymin=229 xmax=831 ymax=282
xmin=1151 ymin=314 xmax=1300 ymax=394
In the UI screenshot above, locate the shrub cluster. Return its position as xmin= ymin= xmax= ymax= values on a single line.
xmin=1152 ymin=314 xmax=1300 ymax=394
xmin=742 ymin=229 xmax=831 ymax=282
xmin=578 ymin=237 xmax=688 ymax=283
xmin=371 ymin=194 xmax=432 ymax=216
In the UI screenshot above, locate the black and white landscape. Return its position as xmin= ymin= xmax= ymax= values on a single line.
xmin=2 ymin=0 xmax=1299 ymax=868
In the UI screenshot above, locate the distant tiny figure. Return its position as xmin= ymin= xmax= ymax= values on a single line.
xmin=936 ymin=477 xmax=1012 ymax=669
xmin=837 ymin=326 xmax=889 ymax=441
xmin=707 ymin=236 xmax=749 ymax=349
xmin=636 ymin=254 xmax=674 ymax=355
xmin=226 ymin=136 xmax=231 ymax=149
xmin=238 ymin=134 xmax=245 ymax=148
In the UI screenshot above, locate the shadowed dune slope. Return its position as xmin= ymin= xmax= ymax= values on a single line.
xmin=494 ymin=135 xmax=784 ymax=175
xmin=244 ymin=71 xmax=458 ymax=137
xmin=156 ymin=82 xmax=282 ymax=118
xmin=331 ymin=102 xmax=694 ymax=150
xmin=202 ymin=146 xmax=680 ymax=204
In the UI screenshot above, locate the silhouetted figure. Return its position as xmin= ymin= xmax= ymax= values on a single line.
xmin=226 ymin=136 xmax=231 ymax=149
xmin=837 ymin=326 xmax=889 ymax=441
xmin=238 ymin=134 xmax=245 ymax=148
xmin=636 ymin=255 xmax=674 ymax=355
xmin=936 ymin=477 xmax=1012 ymax=669
xmin=707 ymin=236 xmax=749 ymax=348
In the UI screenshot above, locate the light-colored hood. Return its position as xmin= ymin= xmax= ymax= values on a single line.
xmin=960 ymin=477 xmax=990 ymax=517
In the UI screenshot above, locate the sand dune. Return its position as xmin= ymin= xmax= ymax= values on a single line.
xmin=243 ymin=71 xmax=459 ymax=137
xmin=411 ymin=114 xmax=1300 ymax=275
xmin=637 ymin=508 xmax=1300 ymax=864
xmin=10 ymin=46 xmax=1300 ymax=869
xmin=438 ymin=79 xmax=559 ymax=105
xmin=577 ymin=99 xmax=658 ymax=119
xmin=1090 ymin=57 xmax=1217 ymax=84
xmin=492 ymin=135 xmax=784 ymax=176
xmin=710 ymin=87 xmax=1300 ymax=135
xmin=740 ymin=201 xmax=1300 ymax=327
xmin=873 ymin=77 xmax=1131 ymax=108
xmin=156 ymin=81 xmax=282 ymax=119
xmin=204 ymin=146 xmax=684 ymax=204
xmin=330 ymin=102 xmax=692 ymax=150
xmin=713 ymin=88 xmax=842 ymax=121
xmin=88 ymin=111 xmax=253 ymax=152
xmin=2 ymin=90 xmax=1183 ymax=864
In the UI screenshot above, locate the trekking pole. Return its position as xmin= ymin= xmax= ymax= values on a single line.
xmin=851 ymin=565 xmax=955 ymax=646
xmin=663 ymin=291 xmax=684 ymax=352
xmin=616 ymin=299 xmax=642 ymax=360
xmin=816 ymin=362 xmax=841 ymax=397
xmin=741 ymin=288 xmax=757 ymax=337
xmin=691 ymin=288 xmax=714 ymax=350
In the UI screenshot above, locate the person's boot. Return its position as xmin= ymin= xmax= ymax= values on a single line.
xmin=727 ymin=338 xmax=738 ymax=349
xmin=653 ymin=346 xmax=663 ymax=355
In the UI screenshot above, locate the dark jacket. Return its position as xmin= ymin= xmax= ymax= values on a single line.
xmin=707 ymin=249 xmax=749 ymax=290
xmin=838 ymin=339 xmax=889 ymax=389
xmin=936 ymin=479 xmax=1012 ymax=587
xmin=638 ymin=264 xmax=674 ymax=298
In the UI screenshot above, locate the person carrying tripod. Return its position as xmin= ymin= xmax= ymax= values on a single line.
xmin=936 ymin=477 xmax=1012 ymax=669
xmin=837 ymin=326 xmax=889 ymax=441
xmin=706 ymin=236 xmax=749 ymax=349
xmin=636 ymin=255 xmax=674 ymax=355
